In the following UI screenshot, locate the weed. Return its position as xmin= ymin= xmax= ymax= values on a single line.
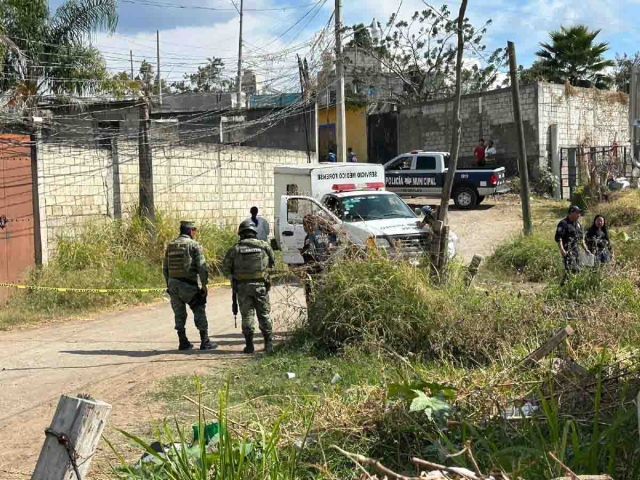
xmin=0 ymin=211 xmax=238 ymax=328
xmin=489 ymin=234 xmax=562 ymax=282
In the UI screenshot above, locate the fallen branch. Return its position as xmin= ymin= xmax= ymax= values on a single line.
xmin=411 ymin=457 xmax=486 ymax=479
xmin=548 ymin=451 xmax=578 ymax=480
xmin=331 ymin=445 xmax=422 ymax=480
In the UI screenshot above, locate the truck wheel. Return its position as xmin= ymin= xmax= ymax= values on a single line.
xmin=453 ymin=187 xmax=478 ymax=209
xmin=477 ymin=195 xmax=485 ymax=205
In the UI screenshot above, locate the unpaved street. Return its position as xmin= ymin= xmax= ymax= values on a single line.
xmin=0 ymin=198 xmax=522 ymax=478
xmin=0 ymin=287 xmax=305 ymax=479
xmin=409 ymin=196 xmax=524 ymax=262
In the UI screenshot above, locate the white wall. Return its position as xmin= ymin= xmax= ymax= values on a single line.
xmin=37 ymin=141 xmax=307 ymax=259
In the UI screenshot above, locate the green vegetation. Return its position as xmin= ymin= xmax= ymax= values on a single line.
xmin=129 ymin=192 xmax=640 ymax=480
xmin=0 ymin=212 xmax=237 ymax=329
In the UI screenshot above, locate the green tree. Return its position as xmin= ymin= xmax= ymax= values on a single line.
xmin=172 ymin=57 xmax=230 ymax=93
xmin=612 ymin=52 xmax=640 ymax=93
xmin=535 ymin=25 xmax=614 ymax=89
xmin=376 ymin=5 xmax=501 ymax=102
xmin=0 ymin=0 xmax=117 ymax=110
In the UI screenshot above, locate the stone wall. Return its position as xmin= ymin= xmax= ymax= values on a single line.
xmin=37 ymin=140 xmax=307 ymax=260
xmin=398 ymin=85 xmax=539 ymax=175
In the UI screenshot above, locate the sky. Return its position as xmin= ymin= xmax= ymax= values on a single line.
xmin=49 ymin=0 xmax=640 ymax=91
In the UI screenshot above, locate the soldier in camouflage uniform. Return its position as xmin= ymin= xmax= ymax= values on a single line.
xmin=163 ymin=221 xmax=218 ymax=351
xmin=222 ymin=219 xmax=276 ymax=354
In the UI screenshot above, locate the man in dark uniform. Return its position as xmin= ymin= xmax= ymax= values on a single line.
xmin=555 ymin=206 xmax=589 ymax=285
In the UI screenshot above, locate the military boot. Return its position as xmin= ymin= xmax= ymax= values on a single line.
xmin=263 ymin=332 xmax=274 ymax=354
xmin=199 ymin=330 xmax=219 ymax=350
xmin=177 ymin=330 xmax=193 ymax=351
xmin=243 ymin=332 xmax=255 ymax=354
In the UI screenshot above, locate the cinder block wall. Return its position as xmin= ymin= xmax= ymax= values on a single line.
xmin=37 ymin=141 xmax=307 ymax=261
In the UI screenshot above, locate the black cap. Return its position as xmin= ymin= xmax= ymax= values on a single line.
xmin=568 ymin=205 xmax=582 ymax=214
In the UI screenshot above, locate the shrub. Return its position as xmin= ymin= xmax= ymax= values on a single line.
xmin=303 ymin=256 xmax=561 ymax=363
xmin=489 ymin=234 xmax=562 ymax=282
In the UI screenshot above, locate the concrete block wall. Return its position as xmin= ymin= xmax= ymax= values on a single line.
xmin=538 ymin=83 xmax=629 ymax=169
xmin=37 ymin=141 xmax=307 ymax=259
xmin=398 ymin=85 xmax=539 ymax=175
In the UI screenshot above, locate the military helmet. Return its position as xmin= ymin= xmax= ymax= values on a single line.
xmin=180 ymin=220 xmax=197 ymax=230
xmin=238 ymin=219 xmax=258 ymax=235
xmin=421 ymin=205 xmax=433 ymax=216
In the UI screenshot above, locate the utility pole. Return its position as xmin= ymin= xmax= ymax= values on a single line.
xmin=138 ymin=101 xmax=155 ymax=223
xmin=433 ymin=0 xmax=467 ymax=271
xmin=156 ymin=30 xmax=162 ymax=106
xmin=508 ymin=41 xmax=533 ymax=236
xmin=297 ymin=55 xmax=312 ymax=163
xmin=130 ymin=50 xmax=134 ymax=80
xmin=236 ymin=0 xmax=244 ymax=109
xmin=334 ymin=0 xmax=347 ymax=162
xmin=437 ymin=0 xmax=467 ymax=227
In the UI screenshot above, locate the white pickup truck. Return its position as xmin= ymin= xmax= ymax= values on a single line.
xmin=273 ymin=163 xmax=456 ymax=265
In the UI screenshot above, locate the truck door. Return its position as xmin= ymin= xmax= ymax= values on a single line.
xmin=413 ymin=154 xmax=442 ymax=195
xmin=383 ymin=155 xmax=413 ymax=194
xmin=279 ymin=195 xmax=340 ymax=265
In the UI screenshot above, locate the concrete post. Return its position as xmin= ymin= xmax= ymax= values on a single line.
xmin=550 ymin=124 xmax=561 ymax=200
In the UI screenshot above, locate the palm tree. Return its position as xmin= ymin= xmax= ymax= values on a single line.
xmin=0 ymin=0 xmax=118 ymax=111
xmin=536 ymin=25 xmax=614 ymax=89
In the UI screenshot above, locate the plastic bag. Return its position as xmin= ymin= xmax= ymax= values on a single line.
xmin=579 ymin=251 xmax=595 ymax=267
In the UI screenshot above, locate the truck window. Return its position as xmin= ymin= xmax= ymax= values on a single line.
xmin=287 ymin=198 xmax=333 ymax=225
xmin=387 ymin=156 xmax=412 ymax=170
xmin=415 ymin=156 xmax=436 ymax=170
xmin=324 ymin=196 xmax=342 ymax=218
xmin=286 ymin=184 xmax=299 ymax=213
xmin=340 ymin=194 xmax=414 ymax=221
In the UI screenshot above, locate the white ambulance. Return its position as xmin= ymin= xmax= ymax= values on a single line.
xmin=273 ymin=163 xmax=457 ymax=265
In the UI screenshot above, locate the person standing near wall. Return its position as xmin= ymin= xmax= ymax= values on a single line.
xmin=326 ymin=147 xmax=337 ymax=162
xmin=485 ymin=140 xmax=497 ymax=165
xmin=347 ymin=147 xmax=358 ymax=162
xmin=474 ymin=138 xmax=486 ymax=167
xmin=247 ymin=206 xmax=270 ymax=241
xmin=163 ymin=221 xmax=218 ymax=351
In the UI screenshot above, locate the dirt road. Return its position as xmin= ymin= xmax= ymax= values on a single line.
xmin=0 ymin=198 xmax=522 ymax=478
xmin=408 ymin=196 xmax=524 ymax=262
xmin=0 ymin=286 xmax=304 ymax=479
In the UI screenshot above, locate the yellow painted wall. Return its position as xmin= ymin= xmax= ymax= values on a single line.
xmin=318 ymin=105 xmax=368 ymax=163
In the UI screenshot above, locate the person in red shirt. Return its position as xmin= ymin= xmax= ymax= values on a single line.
xmin=473 ymin=138 xmax=486 ymax=167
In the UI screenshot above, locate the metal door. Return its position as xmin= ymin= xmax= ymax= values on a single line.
xmin=0 ymin=134 xmax=35 ymax=302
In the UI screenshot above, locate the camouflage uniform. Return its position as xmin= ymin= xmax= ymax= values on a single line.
xmin=222 ymin=228 xmax=276 ymax=353
xmin=163 ymin=222 xmax=217 ymax=350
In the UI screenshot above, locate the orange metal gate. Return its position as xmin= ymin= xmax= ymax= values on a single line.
xmin=0 ymin=134 xmax=35 ymax=302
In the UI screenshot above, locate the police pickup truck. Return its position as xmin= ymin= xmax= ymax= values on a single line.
xmin=384 ymin=151 xmax=508 ymax=209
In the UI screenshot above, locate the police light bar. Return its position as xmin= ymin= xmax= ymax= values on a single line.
xmin=366 ymin=182 xmax=384 ymax=190
xmin=332 ymin=183 xmax=357 ymax=191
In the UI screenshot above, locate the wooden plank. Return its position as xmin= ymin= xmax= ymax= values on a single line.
xmin=523 ymin=326 xmax=574 ymax=366
xmin=31 ymin=395 xmax=112 ymax=480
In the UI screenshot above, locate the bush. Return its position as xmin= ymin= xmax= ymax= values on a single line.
xmin=593 ymin=190 xmax=640 ymax=228
xmin=303 ymin=256 xmax=560 ymax=363
xmin=488 ymin=234 xmax=562 ymax=282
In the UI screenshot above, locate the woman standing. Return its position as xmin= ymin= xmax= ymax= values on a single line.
xmin=586 ymin=215 xmax=614 ymax=264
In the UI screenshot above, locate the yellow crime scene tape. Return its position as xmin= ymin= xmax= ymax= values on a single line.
xmin=0 ymin=281 xmax=231 ymax=293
